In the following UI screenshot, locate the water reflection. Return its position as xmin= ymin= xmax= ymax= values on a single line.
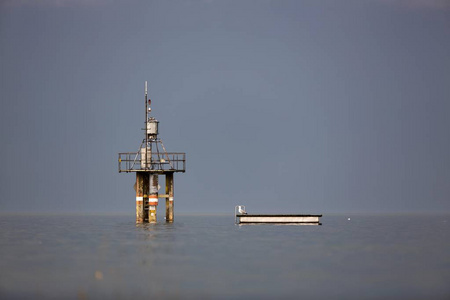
xmin=2 ymin=214 xmax=449 ymax=298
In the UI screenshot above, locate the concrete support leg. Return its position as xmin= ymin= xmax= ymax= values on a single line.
xmin=148 ymin=174 xmax=159 ymax=223
xmin=135 ymin=173 xmax=146 ymax=223
xmin=165 ymin=172 xmax=174 ymax=222
xmin=142 ymin=173 xmax=149 ymax=221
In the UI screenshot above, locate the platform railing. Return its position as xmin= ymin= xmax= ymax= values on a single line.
xmin=118 ymin=152 xmax=186 ymax=173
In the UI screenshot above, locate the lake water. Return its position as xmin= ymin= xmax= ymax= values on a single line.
xmin=0 ymin=214 xmax=449 ymax=299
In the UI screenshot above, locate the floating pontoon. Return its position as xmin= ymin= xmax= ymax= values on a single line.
xmin=235 ymin=206 xmax=322 ymax=225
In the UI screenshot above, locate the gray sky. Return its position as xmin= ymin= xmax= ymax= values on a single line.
xmin=1 ymin=0 xmax=449 ymax=214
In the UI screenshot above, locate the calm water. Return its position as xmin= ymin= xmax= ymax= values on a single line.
xmin=0 ymin=214 xmax=449 ymax=299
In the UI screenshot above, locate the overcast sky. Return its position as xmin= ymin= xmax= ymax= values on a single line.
xmin=1 ymin=0 xmax=449 ymax=214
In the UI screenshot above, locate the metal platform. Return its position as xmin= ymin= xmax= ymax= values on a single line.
xmin=118 ymin=152 xmax=185 ymax=173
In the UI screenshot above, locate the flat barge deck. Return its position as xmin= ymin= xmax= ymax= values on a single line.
xmin=235 ymin=206 xmax=322 ymax=225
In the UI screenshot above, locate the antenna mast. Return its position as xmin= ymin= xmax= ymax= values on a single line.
xmin=145 ymin=81 xmax=148 ymax=168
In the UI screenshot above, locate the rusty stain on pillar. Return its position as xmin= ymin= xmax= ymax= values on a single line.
xmin=142 ymin=173 xmax=149 ymax=221
xmin=165 ymin=172 xmax=174 ymax=222
xmin=148 ymin=174 xmax=159 ymax=223
xmin=135 ymin=172 xmax=145 ymax=223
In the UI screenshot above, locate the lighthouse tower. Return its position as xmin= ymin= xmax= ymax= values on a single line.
xmin=118 ymin=82 xmax=186 ymax=223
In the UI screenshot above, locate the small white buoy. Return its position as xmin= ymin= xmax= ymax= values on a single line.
xmin=348 ymin=218 xmax=351 ymax=221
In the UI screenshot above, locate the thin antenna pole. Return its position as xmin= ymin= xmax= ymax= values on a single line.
xmin=145 ymin=81 xmax=148 ymax=169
